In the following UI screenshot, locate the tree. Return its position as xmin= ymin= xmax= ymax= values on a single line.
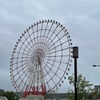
xmin=67 ymin=74 xmax=97 ymax=100
xmin=0 ymin=91 xmax=19 ymax=100
xmin=0 ymin=89 xmax=4 ymax=96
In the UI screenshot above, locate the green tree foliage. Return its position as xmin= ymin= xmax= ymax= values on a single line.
xmin=0 ymin=90 xmax=4 ymax=96
xmin=0 ymin=91 xmax=19 ymax=100
xmin=68 ymin=74 xmax=97 ymax=100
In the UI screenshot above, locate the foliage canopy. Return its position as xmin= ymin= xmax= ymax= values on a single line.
xmin=68 ymin=74 xmax=97 ymax=100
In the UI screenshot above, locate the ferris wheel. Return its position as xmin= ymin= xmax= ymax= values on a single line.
xmin=10 ymin=19 xmax=72 ymax=97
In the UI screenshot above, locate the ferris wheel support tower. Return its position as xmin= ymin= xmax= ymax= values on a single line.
xmin=23 ymin=49 xmax=46 ymax=97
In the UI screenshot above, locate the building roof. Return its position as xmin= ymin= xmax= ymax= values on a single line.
xmin=0 ymin=96 xmax=8 ymax=100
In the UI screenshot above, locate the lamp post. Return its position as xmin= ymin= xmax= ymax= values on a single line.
xmin=93 ymin=64 xmax=100 ymax=78
xmin=93 ymin=64 xmax=100 ymax=82
xmin=73 ymin=46 xmax=79 ymax=100
xmin=93 ymin=64 xmax=100 ymax=99
xmin=93 ymin=65 xmax=100 ymax=67
xmin=93 ymin=64 xmax=100 ymax=84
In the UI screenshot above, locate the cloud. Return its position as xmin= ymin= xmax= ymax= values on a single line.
xmin=90 ymin=11 xmax=100 ymax=21
xmin=0 ymin=0 xmax=100 ymax=93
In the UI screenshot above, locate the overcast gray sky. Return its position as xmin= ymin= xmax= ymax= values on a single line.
xmin=0 ymin=0 xmax=100 ymax=93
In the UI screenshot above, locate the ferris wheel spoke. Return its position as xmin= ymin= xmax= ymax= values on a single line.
xmin=12 ymin=60 xmax=30 ymax=71
xmin=37 ymin=23 xmax=39 ymax=42
xmin=44 ymin=76 xmax=51 ymax=91
xmin=43 ymin=61 xmax=61 ymax=80
xmin=17 ymin=71 xmax=26 ymax=88
xmin=45 ymin=73 xmax=57 ymax=90
xmin=40 ymin=32 xmax=54 ymax=47
xmin=22 ymin=32 xmax=33 ymax=51
xmin=49 ymin=40 xmax=69 ymax=52
xmin=45 ymin=55 xmax=69 ymax=57
xmin=31 ymin=25 xmax=37 ymax=44
xmin=13 ymin=65 xmax=27 ymax=78
xmin=14 ymin=45 xmax=32 ymax=55
xmin=14 ymin=67 xmax=26 ymax=77
xmin=38 ymin=43 xmax=48 ymax=54
xmin=18 ymin=40 xmax=33 ymax=53
xmin=15 ymin=76 xmax=21 ymax=84
xmin=46 ymin=47 xmax=70 ymax=56
xmin=46 ymin=48 xmax=62 ymax=55
xmin=41 ymin=21 xmax=49 ymax=41
xmin=13 ymin=52 xmax=31 ymax=57
xmin=12 ymin=58 xmax=31 ymax=66
xmin=44 ymin=60 xmax=65 ymax=74
xmin=46 ymin=24 xmax=59 ymax=44
xmin=44 ymin=58 xmax=68 ymax=67
xmin=40 ymin=39 xmax=49 ymax=53
xmin=45 ymin=69 xmax=59 ymax=89
xmin=34 ymin=41 xmax=47 ymax=53
xmin=22 ymin=71 xmax=30 ymax=91
xmin=51 ymin=78 xmax=57 ymax=88
xmin=40 ymin=22 xmax=43 ymax=41
xmin=12 ymin=56 xmax=31 ymax=60
xmin=42 ymin=63 xmax=50 ymax=78
xmin=49 ymin=34 xmax=66 ymax=49
xmin=43 ymin=20 xmax=55 ymax=42
xmin=48 ymin=29 xmax=63 ymax=46
xmin=38 ymin=42 xmax=46 ymax=50
xmin=43 ymin=63 xmax=53 ymax=82
xmin=27 ymin=30 xmax=34 ymax=50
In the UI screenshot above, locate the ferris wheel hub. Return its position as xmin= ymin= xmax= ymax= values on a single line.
xmin=32 ymin=49 xmax=44 ymax=65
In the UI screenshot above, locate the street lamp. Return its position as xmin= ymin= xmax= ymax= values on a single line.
xmin=93 ymin=65 xmax=100 ymax=67
xmin=73 ymin=46 xmax=79 ymax=100
xmin=93 ymin=64 xmax=100 ymax=99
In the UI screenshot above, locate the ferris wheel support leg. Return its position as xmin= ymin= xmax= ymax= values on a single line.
xmin=23 ymin=85 xmax=28 ymax=97
xmin=41 ymin=85 xmax=46 ymax=94
xmin=23 ymin=85 xmax=30 ymax=97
